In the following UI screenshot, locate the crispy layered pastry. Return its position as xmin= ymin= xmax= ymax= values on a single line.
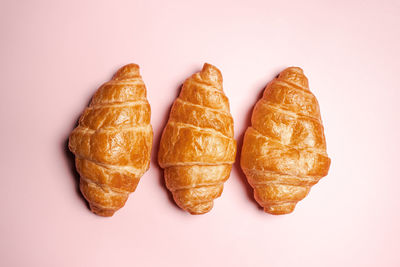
xmin=69 ymin=64 xmax=153 ymax=216
xmin=158 ymin=63 xmax=236 ymax=214
xmin=241 ymin=67 xmax=331 ymax=214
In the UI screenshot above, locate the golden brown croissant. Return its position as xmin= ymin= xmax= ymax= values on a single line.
xmin=158 ymin=63 xmax=236 ymax=215
xmin=69 ymin=64 xmax=153 ymax=217
xmin=241 ymin=67 xmax=331 ymax=215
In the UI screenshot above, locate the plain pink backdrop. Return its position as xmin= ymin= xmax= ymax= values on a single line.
xmin=1 ymin=0 xmax=399 ymax=266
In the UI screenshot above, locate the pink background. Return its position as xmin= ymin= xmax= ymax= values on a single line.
xmin=1 ymin=0 xmax=399 ymax=266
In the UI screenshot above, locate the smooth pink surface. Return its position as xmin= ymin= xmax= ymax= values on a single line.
xmin=1 ymin=0 xmax=399 ymax=266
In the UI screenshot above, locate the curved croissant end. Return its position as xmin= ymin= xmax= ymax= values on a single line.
xmin=112 ymin=63 xmax=141 ymax=80
xmin=69 ymin=63 xmax=153 ymax=216
xmin=241 ymin=66 xmax=330 ymax=215
xmin=277 ymin=67 xmax=309 ymax=91
xmin=158 ymin=63 xmax=236 ymax=215
xmin=165 ymin=165 xmax=232 ymax=214
xmin=199 ymin=63 xmax=223 ymax=87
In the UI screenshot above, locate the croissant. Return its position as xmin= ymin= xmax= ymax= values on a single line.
xmin=241 ymin=67 xmax=331 ymax=215
xmin=69 ymin=64 xmax=153 ymax=217
xmin=158 ymin=63 xmax=236 ymax=215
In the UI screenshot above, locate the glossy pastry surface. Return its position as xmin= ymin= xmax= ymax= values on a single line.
xmin=69 ymin=64 xmax=153 ymax=216
xmin=241 ymin=67 xmax=330 ymax=215
xmin=158 ymin=63 xmax=236 ymax=214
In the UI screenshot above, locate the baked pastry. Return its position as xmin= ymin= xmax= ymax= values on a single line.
xmin=241 ymin=67 xmax=330 ymax=215
xmin=69 ymin=64 xmax=153 ymax=217
xmin=158 ymin=63 xmax=236 ymax=214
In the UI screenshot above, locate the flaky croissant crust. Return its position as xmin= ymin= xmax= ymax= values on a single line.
xmin=69 ymin=64 xmax=153 ymax=216
xmin=241 ymin=67 xmax=331 ymax=215
xmin=158 ymin=63 xmax=236 ymax=214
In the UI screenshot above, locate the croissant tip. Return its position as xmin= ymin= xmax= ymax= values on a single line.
xmin=188 ymin=210 xmax=207 ymax=215
xmin=202 ymin=62 xmax=220 ymax=73
xmin=112 ymin=63 xmax=141 ymax=80
xmin=202 ymin=62 xmax=216 ymax=69
xmin=89 ymin=203 xmax=116 ymax=217
xmin=200 ymin=63 xmax=223 ymax=86
xmin=175 ymin=198 xmax=214 ymax=215
xmin=263 ymin=202 xmax=297 ymax=215
xmin=187 ymin=202 xmax=213 ymax=215
xmin=278 ymin=66 xmax=309 ymax=90
xmin=285 ymin=66 xmax=304 ymax=73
